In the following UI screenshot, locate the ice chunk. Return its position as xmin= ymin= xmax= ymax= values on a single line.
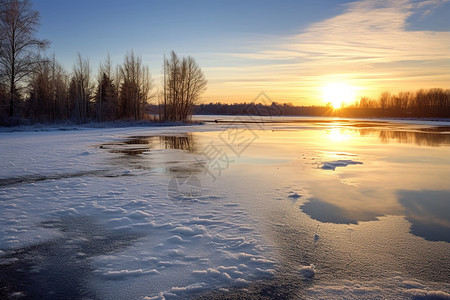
xmin=167 ymin=235 xmax=185 ymax=243
xmin=170 ymin=225 xmax=206 ymax=236
xmin=103 ymin=268 xmax=159 ymax=279
xmin=288 ymin=192 xmax=302 ymax=199
xmin=321 ymin=160 xmax=363 ymax=171
xmin=300 ymin=264 xmax=316 ymax=278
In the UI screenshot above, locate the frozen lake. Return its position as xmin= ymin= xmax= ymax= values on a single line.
xmin=1 ymin=117 xmax=449 ymax=299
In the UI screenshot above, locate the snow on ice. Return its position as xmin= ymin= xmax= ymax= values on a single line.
xmin=0 ymin=125 xmax=277 ymax=299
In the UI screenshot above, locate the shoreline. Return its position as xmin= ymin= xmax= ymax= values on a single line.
xmin=2 ymin=115 xmax=450 ymax=133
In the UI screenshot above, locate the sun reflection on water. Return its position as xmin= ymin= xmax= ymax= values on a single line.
xmin=327 ymin=127 xmax=352 ymax=142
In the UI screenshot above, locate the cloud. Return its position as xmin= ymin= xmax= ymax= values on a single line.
xmin=210 ymin=0 xmax=450 ymax=103
xmin=285 ymin=0 xmax=450 ymax=62
xmin=415 ymin=0 xmax=450 ymax=16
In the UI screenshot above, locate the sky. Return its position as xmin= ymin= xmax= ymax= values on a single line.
xmin=33 ymin=0 xmax=450 ymax=105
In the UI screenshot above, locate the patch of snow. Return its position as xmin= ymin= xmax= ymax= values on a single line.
xmin=170 ymin=225 xmax=207 ymax=236
xmin=321 ymin=160 xmax=363 ymax=171
xmin=102 ymin=269 xmax=159 ymax=280
xmin=288 ymin=192 xmax=302 ymax=199
xmin=300 ymin=264 xmax=316 ymax=278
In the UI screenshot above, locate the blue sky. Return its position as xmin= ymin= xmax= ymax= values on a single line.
xmin=34 ymin=0 xmax=347 ymax=66
xmin=33 ymin=0 xmax=450 ymax=104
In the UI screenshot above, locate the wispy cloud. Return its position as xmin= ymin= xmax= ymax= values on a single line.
xmin=207 ymin=0 xmax=450 ymax=104
xmin=415 ymin=0 xmax=449 ymax=16
xmin=286 ymin=0 xmax=450 ymax=61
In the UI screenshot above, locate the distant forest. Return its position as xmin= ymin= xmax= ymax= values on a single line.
xmin=1 ymin=0 xmax=449 ymax=127
xmin=193 ymin=88 xmax=450 ymax=118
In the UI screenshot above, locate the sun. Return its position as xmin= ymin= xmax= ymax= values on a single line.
xmin=322 ymin=83 xmax=357 ymax=109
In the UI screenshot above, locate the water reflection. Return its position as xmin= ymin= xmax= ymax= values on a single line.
xmin=359 ymin=129 xmax=450 ymax=147
xmin=298 ymin=172 xmax=450 ymax=241
xmin=300 ymin=188 xmax=450 ymax=243
xmin=100 ymin=134 xmax=203 ymax=176
xmin=325 ymin=126 xmax=450 ymax=147
xmin=101 ymin=134 xmax=197 ymax=155
xmin=275 ymin=122 xmax=450 ymax=242
xmin=300 ymin=198 xmax=378 ymax=224
xmin=298 ymin=181 xmax=389 ymax=225
xmin=398 ymin=190 xmax=450 ymax=243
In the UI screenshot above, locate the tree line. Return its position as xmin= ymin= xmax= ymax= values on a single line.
xmin=194 ymin=102 xmax=327 ymax=116
xmin=345 ymin=88 xmax=450 ymax=118
xmin=194 ymin=88 xmax=450 ymax=118
xmin=0 ymin=0 xmax=206 ymax=125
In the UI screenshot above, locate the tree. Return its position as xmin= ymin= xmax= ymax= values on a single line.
xmin=0 ymin=0 xmax=49 ymax=117
xmin=27 ymin=55 xmax=69 ymax=122
xmin=397 ymin=91 xmax=413 ymax=114
xmin=0 ymin=82 xmax=7 ymax=122
xmin=95 ymin=72 xmax=118 ymax=121
xmin=379 ymin=91 xmax=390 ymax=112
xmin=69 ymin=53 xmax=92 ymax=123
xmin=95 ymin=54 xmax=118 ymax=121
xmin=27 ymin=59 xmax=51 ymax=121
xmin=119 ymin=51 xmax=152 ymax=120
xmin=161 ymin=51 xmax=207 ymax=122
xmin=50 ymin=56 xmax=70 ymax=120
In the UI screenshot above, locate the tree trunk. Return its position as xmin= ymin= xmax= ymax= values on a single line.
xmin=9 ymin=79 xmax=14 ymax=116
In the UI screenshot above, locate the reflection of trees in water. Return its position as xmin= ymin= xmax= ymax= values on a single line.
xmin=101 ymin=134 xmax=202 ymax=175
xmin=105 ymin=134 xmax=197 ymax=155
xmin=358 ymin=129 xmax=450 ymax=147
xmin=159 ymin=135 xmax=195 ymax=152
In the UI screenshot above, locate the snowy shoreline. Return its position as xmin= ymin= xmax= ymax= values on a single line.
xmin=1 ymin=115 xmax=449 ymax=133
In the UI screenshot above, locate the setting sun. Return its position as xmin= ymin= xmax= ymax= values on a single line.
xmin=322 ymin=83 xmax=357 ymax=109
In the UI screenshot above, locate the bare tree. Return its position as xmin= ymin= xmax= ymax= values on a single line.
xmin=69 ymin=53 xmax=92 ymax=123
xmin=0 ymin=0 xmax=49 ymax=117
xmin=27 ymin=54 xmax=68 ymax=122
xmin=95 ymin=54 xmax=119 ymax=121
xmin=0 ymin=83 xmax=7 ymax=121
xmin=379 ymin=91 xmax=390 ymax=112
xmin=51 ymin=56 xmax=70 ymax=120
xmin=27 ymin=59 xmax=51 ymax=122
xmin=161 ymin=51 xmax=207 ymax=122
xmin=119 ymin=51 xmax=152 ymax=120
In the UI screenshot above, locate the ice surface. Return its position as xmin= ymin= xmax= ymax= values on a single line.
xmin=0 ymin=125 xmax=278 ymax=299
xmin=305 ymin=276 xmax=450 ymax=299
xmin=1 ymin=119 xmax=449 ymax=299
